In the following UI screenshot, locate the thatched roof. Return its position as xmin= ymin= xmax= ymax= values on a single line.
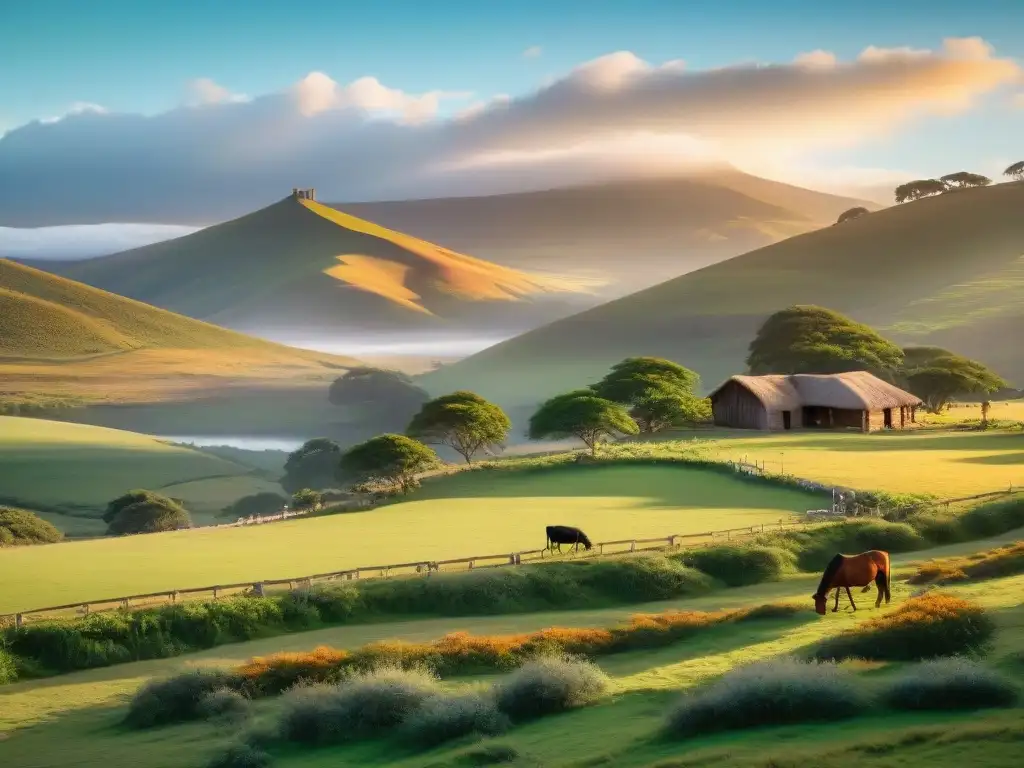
xmin=710 ymin=371 xmax=921 ymax=411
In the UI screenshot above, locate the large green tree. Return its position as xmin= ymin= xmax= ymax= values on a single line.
xmin=528 ymin=390 xmax=639 ymax=455
xmin=105 ymin=491 xmax=192 ymax=536
xmin=406 ymin=391 xmax=511 ymax=464
xmin=746 ymin=305 xmax=904 ymax=378
xmin=903 ymin=350 xmax=1007 ymax=413
xmin=339 ymin=434 xmax=440 ymax=493
xmin=282 ymin=438 xmax=342 ymax=493
xmin=592 ymin=357 xmax=707 ymax=433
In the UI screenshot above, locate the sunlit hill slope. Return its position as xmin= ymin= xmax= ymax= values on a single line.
xmin=425 ymin=181 xmax=1024 ymax=407
xmin=53 ymin=195 xmax=591 ymax=341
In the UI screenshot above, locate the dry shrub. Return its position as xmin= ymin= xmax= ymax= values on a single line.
xmin=908 ymin=563 xmax=967 ymax=585
xmin=909 ymin=542 xmax=1024 ymax=586
xmin=663 ymin=658 xmax=867 ymax=738
xmin=883 ymin=657 xmax=1019 ymax=711
xmin=493 ymin=655 xmax=609 ymax=722
xmin=814 ymin=594 xmax=995 ymax=662
xmin=399 ymin=690 xmax=509 ymax=747
xmin=197 ymin=688 xmax=250 ymax=722
xmin=236 ymin=646 xmax=349 ymax=696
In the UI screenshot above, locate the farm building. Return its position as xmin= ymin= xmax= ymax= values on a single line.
xmin=708 ymin=371 xmax=921 ymax=432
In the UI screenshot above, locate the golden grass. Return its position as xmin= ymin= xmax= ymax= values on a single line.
xmin=909 ymin=541 xmax=1024 ymax=585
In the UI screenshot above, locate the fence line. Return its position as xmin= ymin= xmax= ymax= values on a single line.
xmin=1 ymin=518 xmax=813 ymax=628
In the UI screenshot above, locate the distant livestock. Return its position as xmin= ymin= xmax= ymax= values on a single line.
xmin=812 ymin=550 xmax=891 ymax=615
xmin=546 ymin=525 xmax=592 ymax=553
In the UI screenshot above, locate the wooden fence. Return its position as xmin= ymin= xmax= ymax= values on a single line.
xmin=1 ymin=518 xmax=811 ymax=628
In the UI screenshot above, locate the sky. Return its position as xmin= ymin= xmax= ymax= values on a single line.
xmin=1 ymin=0 xmax=1023 ymax=229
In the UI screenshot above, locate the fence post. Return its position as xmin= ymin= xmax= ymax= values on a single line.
xmin=15 ymin=613 xmax=23 ymax=628
xmin=630 ymin=540 xmax=636 ymax=552
xmin=83 ymin=603 xmax=90 ymax=615
xmin=171 ymin=591 xmax=178 ymax=603
xmin=253 ymin=583 xmax=265 ymax=597
xmin=213 ymin=587 xmax=219 ymax=599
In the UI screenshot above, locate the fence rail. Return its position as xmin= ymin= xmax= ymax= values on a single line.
xmin=1 ymin=518 xmax=812 ymax=628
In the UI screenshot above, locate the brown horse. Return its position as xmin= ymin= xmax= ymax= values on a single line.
xmin=812 ymin=550 xmax=891 ymax=615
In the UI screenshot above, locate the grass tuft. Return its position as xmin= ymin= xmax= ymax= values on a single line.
xmin=493 ymin=655 xmax=609 ymax=722
xmin=124 ymin=668 xmax=237 ymax=729
xmin=205 ymin=743 xmax=272 ymax=768
xmin=882 ymin=657 xmax=1019 ymax=711
xmin=197 ymin=687 xmax=250 ymax=722
xmin=663 ymin=657 xmax=868 ymax=738
xmin=399 ymin=690 xmax=510 ymax=747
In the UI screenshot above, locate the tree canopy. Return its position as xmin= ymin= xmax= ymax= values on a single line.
xmin=528 ymin=391 xmax=639 ymax=455
xmin=939 ymin=171 xmax=991 ymax=190
xmin=894 ymin=179 xmax=947 ymax=203
xmin=339 ymin=434 xmax=440 ymax=493
xmin=0 ymin=507 xmax=63 ymax=546
xmin=1005 ymin=161 xmax=1024 ymax=181
xmin=903 ymin=351 xmax=1007 ymax=413
xmin=406 ymin=390 xmax=511 ymax=463
xmin=291 ymin=488 xmax=323 ymax=510
xmin=591 ymin=357 xmax=707 ymax=433
xmin=746 ymin=305 xmax=904 ymax=378
xmin=836 ymin=207 xmax=869 ymax=224
xmin=105 ymin=491 xmax=192 ymax=536
xmin=282 ymin=438 xmax=342 ymax=493
xmin=328 ymin=367 xmax=429 ymax=428
xmin=221 ymin=491 xmax=287 ymax=519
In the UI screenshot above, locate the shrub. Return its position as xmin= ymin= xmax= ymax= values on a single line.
xmin=0 ymin=506 xmax=62 ymax=546
xmin=399 ymin=691 xmax=509 ymax=747
xmin=221 ymin=492 xmax=287 ymax=519
xmin=576 ymin=555 xmax=713 ymax=602
xmin=678 ymin=545 xmax=795 ymax=587
xmin=236 ymin=646 xmax=351 ymax=696
xmin=814 ymin=594 xmax=995 ymax=662
xmin=910 ymin=542 xmax=1024 ymax=586
xmin=107 ymin=493 xmax=192 ymax=536
xmin=124 ymin=668 xmax=238 ymax=728
xmin=764 ymin=519 xmax=925 ymax=571
xmin=455 ymin=744 xmax=521 ymax=765
xmin=493 ymin=655 xmax=608 ymax=721
xmin=0 ymin=646 xmax=17 ymax=684
xmin=198 ymin=687 xmax=250 ymax=722
xmin=276 ymin=665 xmax=438 ymax=745
xmin=663 ymin=658 xmax=867 ymax=737
xmin=205 ymin=743 xmax=272 ymax=768
xmin=955 ymin=498 xmax=1024 ymax=539
xmin=882 ymin=657 xmax=1019 ymax=711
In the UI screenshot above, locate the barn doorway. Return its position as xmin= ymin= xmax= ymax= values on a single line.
xmin=782 ymin=410 xmax=792 ymax=430
xmin=883 ymin=408 xmax=893 ymax=429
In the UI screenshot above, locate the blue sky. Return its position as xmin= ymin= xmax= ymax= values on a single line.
xmin=1 ymin=0 xmax=1022 ymax=223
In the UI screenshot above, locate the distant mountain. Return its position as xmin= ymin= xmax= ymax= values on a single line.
xmin=338 ymin=171 xmax=880 ymax=296
xmin=47 ymin=194 xmax=591 ymax=345
xmin=424 ymin=181 xmax=1024 ymax=409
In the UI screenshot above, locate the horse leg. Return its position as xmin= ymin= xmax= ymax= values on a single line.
xmin=832 ymin=587 xmax=840 ymax=612
xmin=844 ymin=586 xmax=857 ymax=611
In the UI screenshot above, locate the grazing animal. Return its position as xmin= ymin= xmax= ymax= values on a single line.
xmin=812 ymin=550 xmax=891 ymax=615
xmin=546 ymin=525 xmax=593 ymax=553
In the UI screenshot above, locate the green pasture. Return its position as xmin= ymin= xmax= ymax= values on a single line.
xmin=0 ymin=464 xmax=820 ymax=614
xmin=0 ymin=416 xmax=284 ymax=527
xmin=1 ymin=534 xmax=1021 ymax=768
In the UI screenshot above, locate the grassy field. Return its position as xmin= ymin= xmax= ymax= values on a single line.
xmin=0 ymin=464 xmax=820 ymax=613
xmin=1 ymin=534 xmax=1020 ymax=768
xmin=424 ymin=181 xmax=1024 ymax=408
xmin=0 ymin=416 xmax=284 ymax=530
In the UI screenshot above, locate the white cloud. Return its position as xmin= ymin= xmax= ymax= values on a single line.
xmin=0 ymin=37 xmax=1018 ymax=224
xmin=186 ymin=78 xmax=249 ymax=106
xmin=0 ymin=223 xmax=200 ymax=259
xmin=39 ymin=102 xmax=107 ymax=124
xmin=523 ymin=46 xmax=542 ymax=59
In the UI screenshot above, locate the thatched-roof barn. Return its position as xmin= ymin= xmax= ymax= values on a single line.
xmin=708 ymin=371 xmax=921 ymax=432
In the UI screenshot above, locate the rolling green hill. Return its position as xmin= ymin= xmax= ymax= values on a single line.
xmin=425 ymin=181 xmax=1024 ymax=408
xmin=49 ymin=194 xmax=590 ymax=342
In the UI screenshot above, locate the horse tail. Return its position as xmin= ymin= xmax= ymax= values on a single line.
xmin=876 ymin=550 xmax=891 ymax=602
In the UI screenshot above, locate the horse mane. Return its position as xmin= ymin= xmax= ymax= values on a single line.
xmin=815 ymin=553 xmax=844 ymax=597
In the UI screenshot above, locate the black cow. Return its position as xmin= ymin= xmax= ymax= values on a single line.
xmin=546 ymin=525 xmax=593 ymax=553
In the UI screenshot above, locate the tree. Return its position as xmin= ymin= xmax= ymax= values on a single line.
xmin=1004 ymin=161 xmax=1024 ymax=181
xmin=103 ymin=489 xmax=185 ymax=524
xmin=105 ymin=492 xmax=191 ymax=536
xmin=282 ymin=438 xmax=342 ymax=493
xmin=528 ymin=391 xmax=639 ymax=455
xmin=939 ymin=171 xmax=991 ymax=190
xmin=328 ymin=367 xmax=430 ymax=430
xmin=0 ymin=507 xmax=63 ymax=546
xmin=592 ymin=357 xmax=705 ymax=433
xmin=339 ymin=434 xmax=440 ymax=493
xmin=904 ymin=353 xmax=1007 ymax=413
xmin=894 ymin=179 xmax=947 ymax=203
xmin=291 ymin=488 xmax=323 ymax=511
xmin=746 ymin=306 xmax=904 ymax=378
xmin=836 ymin=207 xmax=869 ymax=224
xmin=221 ymin=492 xmax=287 ymax=519
xmin=406 ymin=391 xmax=511 ymax=464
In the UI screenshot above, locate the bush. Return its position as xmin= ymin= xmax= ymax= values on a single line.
xmin=399 ymin=691 xmax=509 ymax=747
xmin=494 ymin=655 xmax=608 ymax=721
xmin=107 ymin=493 xmax=192 ymax=536
xmin=814 ymin=594 xmax=995 ymax=662
xmin=125 ymin=669 xmax=238 ymax=728
xmin=663 ymin=658 xmax=867 ymax=737
xmin=955 ymin=498 xmax=1024 ymax=539
xmin=678 ymin=545 xmax=795 ymax=587
xmin=909 ymin=542 xmax=1024 ymax=586
xmin=764 ymin=519 xmax=925 ymax=571
xmin=276 ymin=665 xmax=438 ymax=745
xmin=0 ymin=646 xmax=17 ymax=683
xmin=198 ymin=687 xmax=250 ymax=722
xmin=205 ymin=743 xmax=272 ymax=768
xmin=0 ymin=506 xmax=63 ymax=546
xmin=221 ymin=492 xmax=287 ymax=519
xmin=576 ymin=556 xmax=714 ymax=602
xmin=882 ymin=657 xmax=1019 ymax=711
xmin=236 ymin=646 xmax=351 ymax=696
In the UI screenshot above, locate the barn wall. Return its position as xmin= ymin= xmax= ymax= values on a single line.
xmin=831 ymin=408 xmax=865 ymax=430
xmin=711 ymin=381 xmax=768 ymax=429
